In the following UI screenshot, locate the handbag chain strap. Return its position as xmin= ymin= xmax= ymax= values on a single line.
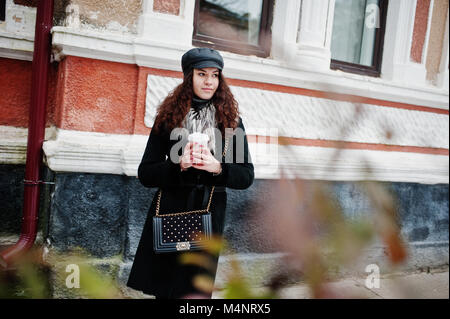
xmin=156 ymin=136 xmax=229 ymax=217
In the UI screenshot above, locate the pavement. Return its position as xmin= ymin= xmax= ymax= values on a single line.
xmin=120 ymin=267 xmax=449 ymax=299
xmin=211 ymin=267 xmax=449 ymax=299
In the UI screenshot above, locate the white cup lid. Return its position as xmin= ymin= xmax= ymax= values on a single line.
xmin=188 ymin=132 xmax=209 ymax=143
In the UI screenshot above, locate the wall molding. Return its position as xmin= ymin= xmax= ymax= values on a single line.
xmin=0 ymin=31 xmax=34 ymax=60
xmin=382 ymin=0 xmax=433 ymax=87
xmin=1 ymin=126 xmax=447 ymax=184
xmin=138 ymin=0 xmax=195 ymax=47
xmin=293 ymin=0 xmax=334 ymax=71
xmin=0 ymin=125 xmax=56 ymax=164
xmin=41 ymin=128 xmax=448 ymax=184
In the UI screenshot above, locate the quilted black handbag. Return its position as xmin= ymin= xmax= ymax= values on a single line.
xmin=153 ymin=137 xmax=229 ymax=253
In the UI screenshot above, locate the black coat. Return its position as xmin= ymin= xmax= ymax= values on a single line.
xmin=127 ymin=116 xmax=254 ymax=298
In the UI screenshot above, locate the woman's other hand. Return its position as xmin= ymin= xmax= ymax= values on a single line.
xmin=191 ymin=144 xmax=222 ymax=174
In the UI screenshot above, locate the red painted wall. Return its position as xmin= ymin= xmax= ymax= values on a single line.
xmin=0 ymin=58 xmax=32 ymax=127
xmin=0 ymin=57 xmax=56 ymax=128
xmin=411 ymin=0 xmax=431 ymax=63
xmin=55 ymin=56 xmax=139 ymax=134
xmin=0 ymin=56 xmax=139 ymax=134
xmin=153 ymin=0 xmax=180 ymax=15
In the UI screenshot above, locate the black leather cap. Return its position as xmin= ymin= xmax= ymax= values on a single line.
xmin=181 ymin=47 xmax=224 ymax=75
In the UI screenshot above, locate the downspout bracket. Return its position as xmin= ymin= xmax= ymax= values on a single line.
xmin=23 ymin=180 xmax=55 ymax=186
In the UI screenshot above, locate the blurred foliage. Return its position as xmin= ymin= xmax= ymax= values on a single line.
xmin=254 ymin=177 xmax=406 ymax=299
xmin=0 ymin=179 xmax=409 ymax=300
xmin=219 ymin=258 xmax=277 ymax=299
xmin=0 ymin=246 xmax=123 ymax=299
xmin=178 ymin=175 xmax=408 ymax=299
xmin=0 ymin=246 xmax=51 ymax=298
xmin=196 ymin=101 xmax=408 ymax=299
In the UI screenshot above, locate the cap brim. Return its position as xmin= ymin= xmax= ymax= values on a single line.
xmin=191 ymin=61 xmax=223 ymax=71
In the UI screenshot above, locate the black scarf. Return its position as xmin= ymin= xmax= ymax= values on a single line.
xmin=192 ymin=96 xmax=211 ymax=117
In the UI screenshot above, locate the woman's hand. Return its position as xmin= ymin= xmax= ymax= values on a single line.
xmin=180 ymin=142 xmax=194 ymax=171
xmin=191 ymin=144 xmax=222 ymax=174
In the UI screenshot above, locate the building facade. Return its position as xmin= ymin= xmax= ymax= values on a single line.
xmin=0 ymin=0 xmax=448 ymax=295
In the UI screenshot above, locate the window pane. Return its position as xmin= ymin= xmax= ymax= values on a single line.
xmin=331 ymin=0 xmax=380 ymax=67
xmin=197 ymin=0 xmax=264 ymax=46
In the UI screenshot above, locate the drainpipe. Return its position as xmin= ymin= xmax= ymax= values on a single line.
xmin=0 ymin=0 xmax=54 ymax=268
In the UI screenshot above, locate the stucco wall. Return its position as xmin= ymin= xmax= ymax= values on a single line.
xmin=54 ymin=0 xmax=143 ymax=33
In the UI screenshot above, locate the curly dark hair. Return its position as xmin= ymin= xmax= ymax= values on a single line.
xmin=152 ymin=70 xmax=240 ymax=136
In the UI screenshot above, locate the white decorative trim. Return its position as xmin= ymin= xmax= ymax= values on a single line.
xmin=271 ymin=0 xmax=301 ymax=61
xmin=0 ymin=31 xmax=34 ymax=60
xmin=51 ymin=27 xmax=135 ymax=64
xmin=145 ymin=74 xmax=449 ymax=149
xmin=40 ymin=127 xmax=278 ymax=179
xmin=0 ymin=126 xmax=446 ymax=183
xmin=278 ymin=145 xmax=448 ymax=184
xmin=381 ymin=0 xmax=428 ymax=87
xmin=0 ymin=125 xmax=28 ymax=164
xmin=35 ymin=127 xmax=450 ymax=184
xmin=138 ymin=0 xmax=195 ymax=47
xmin=0 ymin=126 xmax=57 ymax=164
xmin=293 ymin=0 xmax=334 ymax=70
xmin=42 ymin=128 xmax=146 ymax=176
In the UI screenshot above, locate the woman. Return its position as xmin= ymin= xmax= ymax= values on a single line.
xmin=127 ymin=47 xmax=254 ymax=299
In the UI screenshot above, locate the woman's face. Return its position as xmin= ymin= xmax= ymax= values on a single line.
xmin=192 ymin=67 xmax=220 ymax=100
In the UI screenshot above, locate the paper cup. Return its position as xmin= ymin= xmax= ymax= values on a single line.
xmin=188 ymin=132 xmax=209 ymax=158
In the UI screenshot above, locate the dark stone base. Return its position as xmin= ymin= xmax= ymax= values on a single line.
xmin=0 ymin=164 xmax=25 ymax=234
xmin=0 ymin=164 xmax=52 ymax=236
xmin=0 ymin=165 xmax=448 ymax=264
xmin=48 ymin=173 xmax=131 ymax=257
